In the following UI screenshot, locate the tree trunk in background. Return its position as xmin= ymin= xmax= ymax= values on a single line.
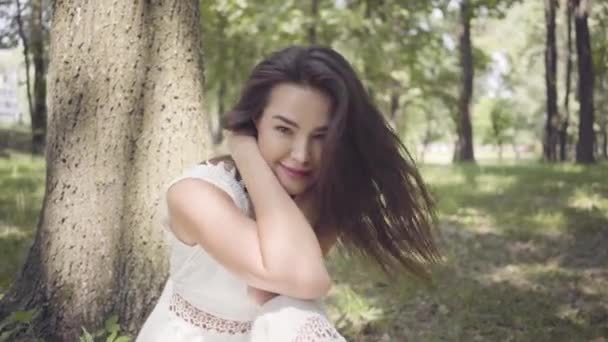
xmin=601 ymin=125 xmax=608 ymax=159
xmin=209 ymin=13 xmax=228 ymax=145
xmin=454 ymin=0 xmax=475 ymax=163
xmin=213 ymin=79 xmax=226 ymax=144
xmin=388 ymin=90 xmax=400 ymax=129
xmin=573 ymin=0 xmax=595 ymax=163
xmin=308 ymin=0 xmax=318 ymax=44
xmin=543 ymin=0 xmax=558 ymax=161
xmin=30 ymin=0 xmax=47 ymax=155
xmin=0 ymin=1 xmax=209 ymax=340
xmin=559 ymin=0 xmax=573 ymax=161
xmin=14 ymin=0 xmax=34 ymax=147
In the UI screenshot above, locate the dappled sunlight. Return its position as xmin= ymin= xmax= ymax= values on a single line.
xmin=0 ymin=224 xmax=30 ymax=240
xmin=556 ymin=303 xmax=587 ymax=327
xmin=554 ymin=163 xmax=588 ymax=174
xmin=325 ymin=283 xmax=386 ymax=337
xmin=568 ymin=189 xmax=608 ymax=213
xmin=477 ymin=263 xmax=539 ymax=291
xmin=475 ymin=174 xmax=516 ymax=194
xmin=420 ymin=166 xmax=469 ymax=187
xmin=530 ymin=211 xmax=566 ymax=235
xmin=478 ymin=261 xmax=570 ymax=292
xmin=443 ymin=207 xmax=499 ymax=235
xmin=577 ymin=269 xmax=608 ymax=297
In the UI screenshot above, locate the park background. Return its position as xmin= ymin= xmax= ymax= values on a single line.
xmin=0 ymin=0 xmax=607 ymax=341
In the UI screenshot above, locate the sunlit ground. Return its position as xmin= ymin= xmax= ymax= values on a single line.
xmin=1 ymin=150 xmax=607 ymax=341
xmin=327 ymin=161 xmax=608 ymax=341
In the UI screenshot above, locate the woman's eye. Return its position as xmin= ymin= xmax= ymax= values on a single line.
xmin=276 ymin=126 xmax=291 ymax=134
xmin=313 ymin=134 xmax=326 ymax=140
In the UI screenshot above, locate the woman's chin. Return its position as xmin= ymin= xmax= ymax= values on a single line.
xmin=283 ymin=184 xmax=306 ymax=197
xmin=278 ymin=179 xmax=307 ymax=197
xmin=274 ymin=168 xmax=310 ymax=196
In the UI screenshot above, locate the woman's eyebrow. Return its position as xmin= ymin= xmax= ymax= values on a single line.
xmin=272 ymin=114 xmax=328 ymax=131
xmin=273 ymin=114 xmax=299 ymax=128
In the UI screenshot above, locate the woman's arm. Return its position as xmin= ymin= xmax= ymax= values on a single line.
xmin=230 ymin=136 xmax=328 ymax=282
xmin=245 ymin=173 xmax=340 ymax=305
xmin=247 ymin=228 xmax=338 ymax=305
xmin=167 ymin=135 xmax=330 ymax=299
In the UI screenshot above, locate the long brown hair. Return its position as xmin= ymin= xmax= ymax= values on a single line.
xmin=224 ymin=45 xmax=440 ymax=279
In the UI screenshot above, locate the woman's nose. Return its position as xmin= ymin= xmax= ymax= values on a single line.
xmin=290 ymin=138 xmax=311 ymax=164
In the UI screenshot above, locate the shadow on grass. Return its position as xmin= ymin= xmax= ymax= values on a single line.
xmin=428 ymin=162 xmax=608 ymax=270
xmin=0 ymin=128 xmax=33 ymax=155
xmin=328 ymin=225 xmax=608 ymax=341
xmin=326 ymin=163 xmax=608 ymax=341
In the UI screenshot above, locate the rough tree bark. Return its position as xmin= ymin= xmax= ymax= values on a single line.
xmin=573 ymin=0 xmax=595 ymax=163
xmin=0 ymin=0 xmax=209 ymax=340
xmin=544 ymin=0 xmax=558 ymax=161
xmin=454 ymin=0 xmax=475 ymax=163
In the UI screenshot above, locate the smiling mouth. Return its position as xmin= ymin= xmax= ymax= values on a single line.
xmin=280 ymin=164 xmax=312 ymax=178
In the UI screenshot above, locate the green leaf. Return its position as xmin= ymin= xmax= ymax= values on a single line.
xmin=10 ymin=309 xmax=39 ymax=324
xmin=93 ymin=328 xmax=106 ymax=338
xmin=0 ymin=331 xmax=14 ymax=342
xmin=104 ymin=315 xmax=120 ymax=333
xmin=0 ymin=319 xmax=10 ymax=333
xmin=80 ymin=327 xmax=94 ymax=342
xmin=105 ymin=330 xmax=117 ymax=342
xmin=114 ymin=336 xmax=132 ymax=342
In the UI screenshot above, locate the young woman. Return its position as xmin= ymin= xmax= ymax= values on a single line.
xmin=136 ymin=45 xmax=440 ymax=341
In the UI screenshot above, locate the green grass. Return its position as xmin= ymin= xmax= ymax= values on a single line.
xmin=326 ymin=162 xmax=608 ymax=341
xmin=0 ymin=153 xmax=45 ymax=292
xmin=1 ymin=155 xmax=607 ymax=341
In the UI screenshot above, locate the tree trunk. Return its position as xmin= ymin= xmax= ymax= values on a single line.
xmin=14 ymin=0 xmax=34 ymax=143
xmin=559 ymin=0 xmax=573 ymax=161
xmin=601 ymin=124 xmax=608 ymax=159
xmin=0 ymin=1 xmax=209 ymax=340
xmin=544 ymin=0 xmax=558 ymax=161
xmin=209 ymin=13 xmax=227 ymax=145
xmin=454 ymin=0 xmax=475 ymax=163
xmin=573 ymin=0 xmax=595 ymax=163
xmin=498 ymin=143 xmax=503 ymax=161
xmin=30 ymin=0 xmax=47 ymax=155
xmin=512 ymin=143 xmax=521 ymax=160
xmin=308 ymin=0 xmax=318 ymax=44
xmin=213 ymin=79 xmax=226 ymax=144
xmin=388 ymin=90 xmax=400 ymax=130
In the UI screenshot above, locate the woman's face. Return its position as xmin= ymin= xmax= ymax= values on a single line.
xmin=256 ymin=83 xmax=331 ymax=196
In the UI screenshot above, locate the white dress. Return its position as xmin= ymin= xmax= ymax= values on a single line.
xmin=136 ymin=162 xmax=346 ymax=342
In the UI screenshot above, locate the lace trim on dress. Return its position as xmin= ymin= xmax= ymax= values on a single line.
xmin=169 ymin=292 xmax=253 ymax=335
xmin=293 ymin=315 xmax=346 ymax=342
